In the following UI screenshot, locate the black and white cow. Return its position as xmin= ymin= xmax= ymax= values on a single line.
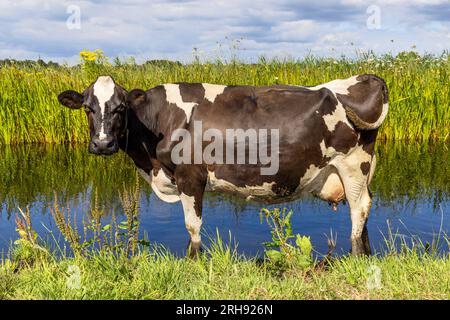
xmin=58 ymin=74 xmax=388 ymax=256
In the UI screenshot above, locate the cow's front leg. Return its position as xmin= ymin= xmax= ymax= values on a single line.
xmin=180 ymin=192 xmax=203 ymax=258
xmin=175 ymin=166 xmax=207 ymax=258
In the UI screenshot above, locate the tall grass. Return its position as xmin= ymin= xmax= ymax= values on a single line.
xmin=0 ymin=51 xmax=448 ymax=144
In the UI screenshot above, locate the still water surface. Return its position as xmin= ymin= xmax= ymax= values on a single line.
xmin=0 ymin=142 xmax=449 ymax=256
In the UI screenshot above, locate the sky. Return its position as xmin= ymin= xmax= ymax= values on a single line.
xmin=0 ymin=0 xmax=449 ymax=64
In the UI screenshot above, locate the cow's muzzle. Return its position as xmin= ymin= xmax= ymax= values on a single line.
xmin=89 ymin=135 xmax=118 ymax=155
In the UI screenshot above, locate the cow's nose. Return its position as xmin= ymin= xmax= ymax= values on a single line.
xmin=89 ymin=135 xmax=118 ymax=155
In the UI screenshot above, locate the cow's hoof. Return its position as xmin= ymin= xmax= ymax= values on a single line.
xmin=313 ymin=256 xmax=334 ymax=272
xmin=351 ymin=238 xmax=371 ymax=256
xmin=362 ymin=226 xmax=372 ymax=255
xmin=187 ymin=240 xmax=202 ymax=259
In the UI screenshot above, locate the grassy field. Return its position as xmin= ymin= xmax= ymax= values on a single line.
xmin=0 ymin=50 xmax=449 ymax=144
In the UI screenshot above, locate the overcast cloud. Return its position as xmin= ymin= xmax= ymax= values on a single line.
xmin=0 ymin=0 xmax=448 ymax=63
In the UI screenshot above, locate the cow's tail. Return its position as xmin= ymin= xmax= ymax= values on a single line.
xmin=339 ymin=74 xmax=389 ymax=130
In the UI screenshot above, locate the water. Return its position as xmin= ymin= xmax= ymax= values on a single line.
xmin=1 ymin=142 xmax=449 ymax=257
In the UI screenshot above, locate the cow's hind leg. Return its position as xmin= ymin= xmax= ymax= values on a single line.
xmin=345 ymin=178 xmax=372 ymax=255
xmin=335 ymin=152 xmax=374 ymax=255
xmin=362 ymin=224 xmax=371 ymax=255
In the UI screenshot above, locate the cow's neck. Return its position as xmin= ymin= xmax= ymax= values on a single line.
xmin=118 ymin=107 xmax=161 ymax=174
xmin=143 ymin=92 xmax=165 ymax=138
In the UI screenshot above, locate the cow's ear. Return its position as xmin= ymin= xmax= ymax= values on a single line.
xmin=127 ymin=89 xmax=147 ymax=108
xmin=58 ymin=90 xmax=84 ymax=109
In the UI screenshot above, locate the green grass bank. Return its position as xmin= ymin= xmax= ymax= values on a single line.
xmin=0 ymin=51 xmax=449 ymax=145
xmin=1 ymin=242 xmax=449 ymax=300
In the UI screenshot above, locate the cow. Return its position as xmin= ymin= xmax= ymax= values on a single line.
xmin=57 ymin=74 xmax=388 ymax=257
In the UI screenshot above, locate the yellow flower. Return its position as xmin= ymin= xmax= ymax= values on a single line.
xmin=79 ymin=50 xmax=98 ymax=62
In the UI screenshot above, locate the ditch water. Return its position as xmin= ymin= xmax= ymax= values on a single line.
xmin=0 ymin=142 xmax=449 ymax=257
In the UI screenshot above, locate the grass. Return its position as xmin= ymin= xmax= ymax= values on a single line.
xmin=1 ymin=236 xmax=449 ymax=299
xmin=0 ymin=50 xmax=449 ymax=144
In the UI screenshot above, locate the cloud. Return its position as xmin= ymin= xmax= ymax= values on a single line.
xmin=0 ymin=0 xmax=448 ymax=63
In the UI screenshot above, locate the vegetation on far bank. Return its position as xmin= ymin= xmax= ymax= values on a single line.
xmin=0 ymin=50 xmax=449 ymax=145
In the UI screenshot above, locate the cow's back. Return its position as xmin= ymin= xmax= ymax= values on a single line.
xmin=143 ymin=78 xmax=384 ymax=204
xmin=180 ymin=84 xmax=355 ymax=202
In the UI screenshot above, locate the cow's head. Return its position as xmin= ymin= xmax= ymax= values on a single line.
xmin=58 ymin=76 xmax=128 ymax=155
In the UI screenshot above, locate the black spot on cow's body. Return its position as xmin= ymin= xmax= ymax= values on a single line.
xmin=358 ymin=129 xmax=378 ymax=156
xmin=325 ymin=121 xmax=358 ymax=153
xmin=178 ymin=83 xmax=205 ymax=104
xmin=360 ymin=161 xmax=371 ymax=175
xmin=317 ymin=87 xmax=338 ymax=116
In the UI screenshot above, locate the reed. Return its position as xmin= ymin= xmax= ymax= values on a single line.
xmin=0 ymin=50 xmax=448 ymax=144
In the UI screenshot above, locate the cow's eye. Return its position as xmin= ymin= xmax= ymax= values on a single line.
xmin=84 ymin=105 xmax=94 ymax=113
xmin=113 ymin=104 xmax=125 ymax=114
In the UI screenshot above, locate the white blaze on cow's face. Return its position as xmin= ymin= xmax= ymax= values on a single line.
xmin=93 ymin=76 xmax=116 ymax=141
xmin=84 ymin=75 xmax=125 ymax=155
